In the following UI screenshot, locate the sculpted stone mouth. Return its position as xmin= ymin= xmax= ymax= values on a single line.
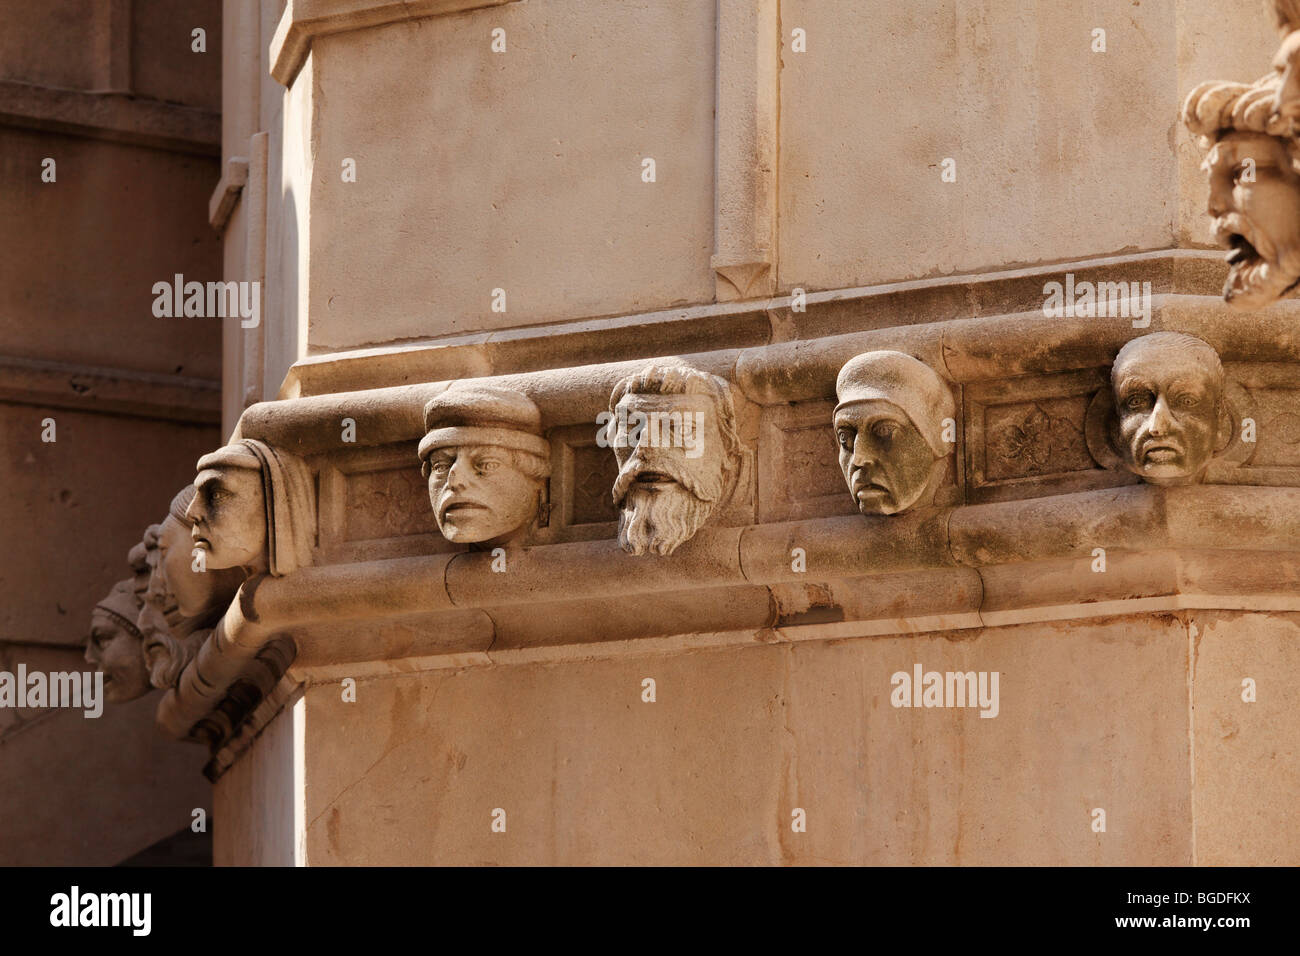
xmin=442 ymin=500 xmax=489 ymax=519
xmin=1215 ymin=220 xmax=1300 ymax=306
xmin=1226 ymin=233 xmax=1260 ymax=267
xmin=1142 ymin=443 xmax=1182 ymax=463
xmin=853 ymin=477 xmax=889 ymax=496
xmin=634 ymin=471 xmax=675 ymax=486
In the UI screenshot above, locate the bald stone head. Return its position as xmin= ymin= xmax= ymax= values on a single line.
xmin=1111 ymin=332 xmax=1228 ymax=485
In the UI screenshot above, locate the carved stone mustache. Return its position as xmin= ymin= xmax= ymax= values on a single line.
xmin=612 ymin=454 xmax=707 ymax=504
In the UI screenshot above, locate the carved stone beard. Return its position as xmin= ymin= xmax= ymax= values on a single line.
xmin=617 ymin=482 xmax=717 ymax=557
xmin=612 ymin=441 xmax=731 ymax=556
xmin=138 ymin=603 xmax=205 ymax=690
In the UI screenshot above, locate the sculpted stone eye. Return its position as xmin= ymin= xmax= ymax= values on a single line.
xmin=1177 ymin=394 xmax=1200 ymax=407
xmin=478 ymin=460 xmax=500 ymax=473
xmin=872 ymin=421 xmax=898 ymax=440
xmin=837 ymin=429 xmax=853 ymax=449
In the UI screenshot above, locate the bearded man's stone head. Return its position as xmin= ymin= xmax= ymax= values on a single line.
xmin=606 ymin=364 xmax=741 ymax=557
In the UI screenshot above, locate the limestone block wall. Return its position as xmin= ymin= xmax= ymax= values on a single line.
xmin=227 ymin=0 xmax=1280 ymax=362
xmin=174 ymin=0 xmax=1300 ymax=866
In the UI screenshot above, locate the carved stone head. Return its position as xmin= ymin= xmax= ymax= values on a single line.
xmin=1184 ymin=80 xmax=1300 ymax=307
xmin=150 ymin=485 xmax=243 ymax=621
xmin=1110 ymin=332 xmax=1229 ymax=485
xmin=418 ymin=385 xmax=551 ymax=545
xmin=606 ymin=363 xmax=741 ymax=556
xmin=84 ymin=580 xmax=151 ymax=703
xmin=141 ymin=486 xmax=244 ymax=689
xmin=833 ymin=351 xmax=954 ymax=516
xmin=188 ymin=439 xmax=315 ymax=576
xmin=1271 ymin=27 xmax=1300 ymax=128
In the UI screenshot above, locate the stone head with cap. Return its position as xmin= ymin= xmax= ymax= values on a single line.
xmin=418 ymin=384 xmax=551 ymax=545
xmin=833 ymin=351 xmax=955 ymax=516
xmin=84 ymin=579 xmax=152 ymax=703
xmin=187 ymin=439 xmax=315 ymax=576
xmin=1110 ymin=332 xmax=1229 ymax=486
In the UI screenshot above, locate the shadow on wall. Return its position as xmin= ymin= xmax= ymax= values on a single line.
xmin=117 ymin=825 xmax=212 ymax=866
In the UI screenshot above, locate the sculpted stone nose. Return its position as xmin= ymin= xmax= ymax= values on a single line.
xmin=851 ymin=432 xmax=875 ymax=467
xmin=1148 ymin=397 xmax=1174 ymax=437
xmin=1207 ymin=179 xmax=1231 ymax=219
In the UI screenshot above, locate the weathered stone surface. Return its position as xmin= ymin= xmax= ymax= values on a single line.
xmin=262 ymin=614 xmax=1190 ymax=865
xmin=20 ymin=0 xmax=1300 ymax=869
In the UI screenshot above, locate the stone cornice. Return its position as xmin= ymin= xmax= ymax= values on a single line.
xmin=270 ymin=0 xmax=518 ymax=87
xmin=245 ymin=292 xmax=1300 ymax=456
xmin=282 ymin=250 xmax=1235 ymax=397
xmin=0 ymin=80 xmax=219 ymax=156
xmin=161 ymin=272 xmax=1300 ymax=766
xmin=167 ymin=483 xmax=1300 ymax=754
xmin=0 ymin=355 xmax=220 ymax=424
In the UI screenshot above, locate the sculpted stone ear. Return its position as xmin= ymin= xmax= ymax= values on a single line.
xmin=1216 ymin=397 xmax=1234 ymax=453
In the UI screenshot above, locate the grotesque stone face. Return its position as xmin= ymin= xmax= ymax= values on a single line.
xmin=1111 ymin=333 xmax=1227 ymax=485
xmin=834 ymin=401 xmax=939 ymax=515
xmin=425 ymin=445 xmax=543 ymax=544
xmin=1204 ymin=131 xmax=1300 ymax=307
xmin=84 ymin=609 xmax=151 ymax=703
xmin=609 ymin=386 xmax=736 ymax=557
xmin=187 ymin=466 xmax=266 ymax=572
xmin=1271 ymin=28 xmax=1300 ymax=128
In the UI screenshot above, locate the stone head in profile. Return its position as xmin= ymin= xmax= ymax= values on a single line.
xmin=833 ymin=351 xmax=954 ymax=516
xmin=187 ymin=439 xmax=315 ymax=576
xmin=419 ymin=384 xmax=551 ymax=546
xmin=605 ymin=363 xmax=742 ymax=557
xmin=140 ymin=485 xmax=244 ymax=689
xmin=84 ymin=580 xmax=151 ymax=703
xmin=1110 ymin=332 xmax=1229 ymax=486
xmin=1183 ymin=79 xmax=1300 ymax=308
